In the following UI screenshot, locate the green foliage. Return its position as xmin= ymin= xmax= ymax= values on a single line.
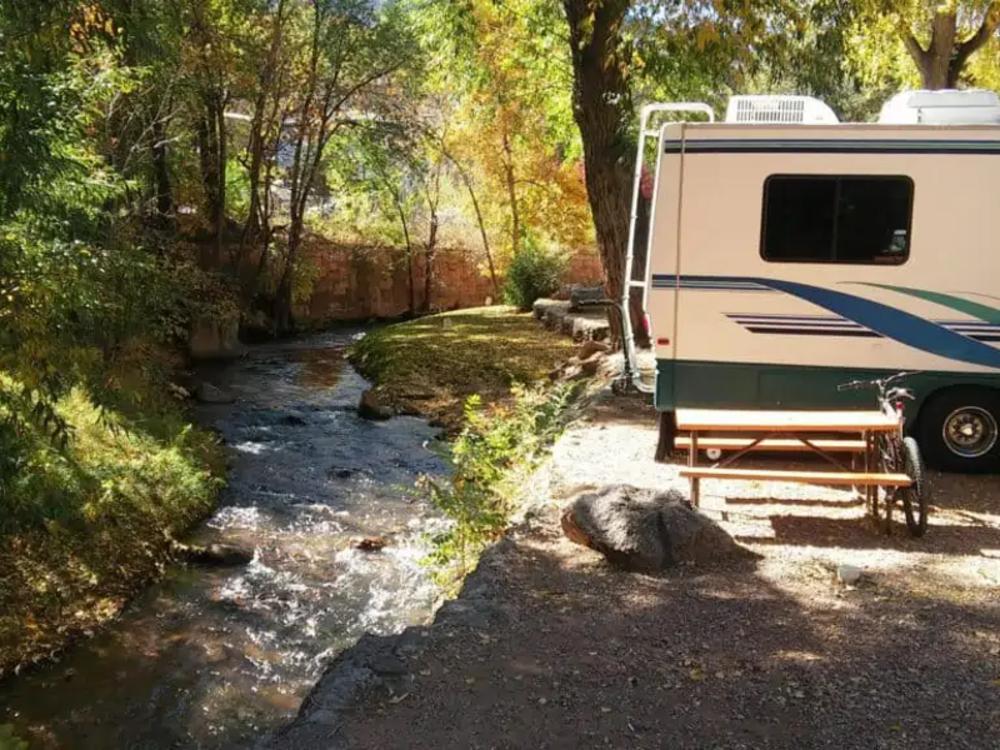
xmin=0 ymin=381 xmax=221 ymax=536
xmin=225 ymin=155 xmax=253 ymax=224
xmin=0 ymin=4 xmax=226 ymax=440
xmin=0 ymin=376 xmax=224 ymax=670
xmin=502 ymin=238 xmax=567 ymax=310
xmin=422 ymin=383 xmax=577 ymax=583
xmin=0 ymin=724 xmax=29 ymax=750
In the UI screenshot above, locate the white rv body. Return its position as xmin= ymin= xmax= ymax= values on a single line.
xmin=633 ymin=97 xmax=1000 ymax=470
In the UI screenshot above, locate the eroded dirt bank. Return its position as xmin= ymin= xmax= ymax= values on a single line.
xmin=270 ymin=392 xmax=1000 ymax=750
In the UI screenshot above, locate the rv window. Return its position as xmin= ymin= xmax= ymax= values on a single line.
xmin=761 ymin=175 xmax=912 ymax=264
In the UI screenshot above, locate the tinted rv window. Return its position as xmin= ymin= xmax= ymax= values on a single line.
xmin=761 ymin=175 xmax=912 ymax=264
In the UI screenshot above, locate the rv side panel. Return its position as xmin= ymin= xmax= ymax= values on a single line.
xmin=650 ymin=124 xmax=1000 ymax=413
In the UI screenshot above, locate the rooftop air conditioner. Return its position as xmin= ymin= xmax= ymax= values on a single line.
xmin=878 ymin=89 xmax=1000 ymax=125
xmin=724 ymin=95 xmax=840 ymax=125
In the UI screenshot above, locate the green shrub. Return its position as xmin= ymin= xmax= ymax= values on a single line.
xmin=502 ymin=238 xmax=567 ymax=310
xmin=421 ymin=383 xmax=578 ymax=585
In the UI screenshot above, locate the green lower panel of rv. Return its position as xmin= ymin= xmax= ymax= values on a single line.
xmin=655 ymin=359 xmax=1000 ymax=427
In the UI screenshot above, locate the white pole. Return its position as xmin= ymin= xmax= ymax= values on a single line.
xmin=618 ymin=103 xmax=714 ymax=393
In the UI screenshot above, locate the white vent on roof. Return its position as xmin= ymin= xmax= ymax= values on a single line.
xmin=725 ymin=95 xmax=840 ymax=125
xmin=878 ymin=89 xmax=1000 ymax=125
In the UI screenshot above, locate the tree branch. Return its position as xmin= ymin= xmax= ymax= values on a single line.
xmin=901 ymin=31 xmax=929 ymax=67
xmin=953 ymin=1 xmax=1000 ymax=75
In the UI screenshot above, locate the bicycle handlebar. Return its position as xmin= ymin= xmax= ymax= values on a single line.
xmin=836 ymin=371 xmax=921 ymax=394
xmin=836 ymin=380 xmax=867 ymax=392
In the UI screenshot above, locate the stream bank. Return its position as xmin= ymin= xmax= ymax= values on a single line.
xmin=349 ymin=306 xmax=577 ymax=432
xmin=271 ymin=391 xmax=1000 ymax=750
xmin=0 ymin=369 xmax=224 ymax=679
xmin=0 ymin=330 xmax=449 ymax=749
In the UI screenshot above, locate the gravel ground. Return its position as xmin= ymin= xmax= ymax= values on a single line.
xmin=272 ymin=390 xmax=1000 ymax=750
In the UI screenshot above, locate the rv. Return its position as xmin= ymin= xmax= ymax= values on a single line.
xmin=622 ymin=90 xmax=1000 ymax=472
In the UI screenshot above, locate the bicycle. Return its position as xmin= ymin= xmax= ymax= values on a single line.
xmin=837 ymin=372 xmax=928 ymax=537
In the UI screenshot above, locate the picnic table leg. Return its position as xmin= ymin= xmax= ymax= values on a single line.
xmin=689 ymin=430 xmax=700 ymax=508
xmin=863 ymin=431 xmax=873 ymax=515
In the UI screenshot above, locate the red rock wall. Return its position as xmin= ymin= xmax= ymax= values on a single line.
xmin=565 ymin=253 xmax=604 ymax=286
xmin=296 ymin=239 xmax=604 ymax=322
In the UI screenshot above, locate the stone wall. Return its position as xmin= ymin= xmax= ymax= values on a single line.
xmin=294 ymin=238 xmax=604 ymax=323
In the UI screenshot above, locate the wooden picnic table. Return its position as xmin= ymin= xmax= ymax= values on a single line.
xmin=675 ymin=408 xmax=912 ymax=508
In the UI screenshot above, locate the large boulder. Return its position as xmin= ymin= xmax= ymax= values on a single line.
xmin=561 ymin=485 xmax=747 ymax=572
xmin=358 ymin=388 xmax=393 ymax=421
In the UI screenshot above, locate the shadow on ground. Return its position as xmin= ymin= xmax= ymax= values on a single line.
xmin=271 ymin=391 xmax=1000 ymax=750
xmin=273 ymin=508 xmax=999 ymax=750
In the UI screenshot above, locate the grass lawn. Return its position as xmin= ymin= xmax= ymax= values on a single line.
xmin=350 ymin=306 xmax=578 ymax=430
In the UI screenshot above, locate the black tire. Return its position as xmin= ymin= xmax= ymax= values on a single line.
xmin=654 ymin=411 xmax=676 ymax=464
xmin=900 ymin=436 xmax=928 ymax=537
xmin=918 ymin=388 xmax=1000 ymax=473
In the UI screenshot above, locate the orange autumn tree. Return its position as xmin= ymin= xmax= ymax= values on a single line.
xmin=418 ymin=0 xmax=593 ymax=270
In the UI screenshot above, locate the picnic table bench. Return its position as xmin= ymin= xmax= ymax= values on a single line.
xmin=675 ymin=408 xmax=913 ymax=508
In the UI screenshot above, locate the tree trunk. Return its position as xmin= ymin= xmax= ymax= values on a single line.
xmin=197 ymin=104 xmax=221 ymax=257
xmin=451 ymin=156 xmax=500 ymax=298
xmin=562 ymin=0 xmax=636 ymax=347
xmin=242 ymin=0 xmax=287 ymax=262
xmin=215 ymin=96 xmax=228 ymax=259
xmin=150 ymin=116 xmax=173 ymax=225
xmin=274 ymin=218 xmax=301 ymax=334
xmin=423 ymin=213 xmax=438 ymax=313
xmin=395 ymin=200 xmax=415 ymax=315
xmin=501 ymin=128 xmax=521 ymax=257
xmin=466 ymin=182 xmax=499 ymax=299
xmin=902 ymin=3 xmax=1000 ymax=89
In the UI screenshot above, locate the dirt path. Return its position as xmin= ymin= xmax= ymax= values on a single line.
xmin=271 ymin=392 xmax=1000 ymax=749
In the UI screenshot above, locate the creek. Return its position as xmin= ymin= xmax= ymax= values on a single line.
xmin=0 ymin=330 xmax=447 ymax=748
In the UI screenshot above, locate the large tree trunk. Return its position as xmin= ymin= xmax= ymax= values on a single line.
xmin=902 ymin=3 xmax=1000 ymax=89
xmin=562 ymin=0 xmax=641 ymax=347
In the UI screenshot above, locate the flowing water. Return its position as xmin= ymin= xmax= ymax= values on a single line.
xmin=0 ymin=330 xmax=448 ymax=749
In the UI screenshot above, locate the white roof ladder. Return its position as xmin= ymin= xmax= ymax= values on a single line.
xmin=619 ymin=102 xmax=714 ymax=394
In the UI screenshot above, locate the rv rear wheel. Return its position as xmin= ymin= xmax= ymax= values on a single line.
xmin=654 ymin=411 xmax=676 ymax=464
xmin=918 ymin=388 xmax=1000 ymax=473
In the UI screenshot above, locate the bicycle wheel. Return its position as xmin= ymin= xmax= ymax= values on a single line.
xmin=900 ymin=436 xmax=928 ymax=537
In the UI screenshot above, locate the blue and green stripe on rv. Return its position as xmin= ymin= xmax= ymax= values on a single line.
xmin=651 ymin=274 xmax=1000 ymax=370
xmin=851 ymin=283 xmax=1000 ymax=325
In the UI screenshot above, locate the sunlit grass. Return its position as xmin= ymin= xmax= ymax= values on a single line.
xmin=349 ymin=306 xmax=578 ymax=430
xmin=0 ymin=381 xmax=224 ymax=673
